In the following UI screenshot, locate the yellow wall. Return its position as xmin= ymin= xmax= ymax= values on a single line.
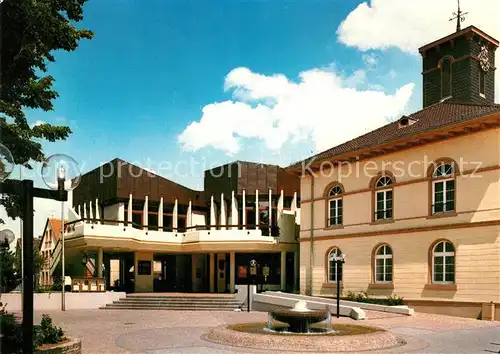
xmin=134 ymin=251 xmax=153 ymax=292
xmin=299 ymin=128 xmax=500 ymax=303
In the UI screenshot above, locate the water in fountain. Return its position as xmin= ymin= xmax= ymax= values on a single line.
xmin=265 ymin=300 xmax=336 ymax=335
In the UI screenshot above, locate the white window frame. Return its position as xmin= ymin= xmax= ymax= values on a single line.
xmin=328 ymin=186 xmax=343 ymax=226
xmin=374 ymin=245 xmax=393 ymax=283
xmin=375 ymin=177 xmax=393 ymax=220
xmin=432 ymin=241 xmax=455 ymax=284
xmin=327 ymin=248 xmax=343 ymax=283
xmin=432 ymin=163 xmax=455 ymax=214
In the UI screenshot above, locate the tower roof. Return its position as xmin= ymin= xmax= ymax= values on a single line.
xmin=419 ymin=25 xmax=499 ymax=54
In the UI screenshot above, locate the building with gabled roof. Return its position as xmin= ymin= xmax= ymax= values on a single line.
xmin=289 ymin=24 xmax=500 ymax=319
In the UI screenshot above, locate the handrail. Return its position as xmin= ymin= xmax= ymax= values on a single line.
xmin=64 ymin=218 xmax=280 ymax=236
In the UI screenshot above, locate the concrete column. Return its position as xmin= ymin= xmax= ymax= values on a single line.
xmin=118 ymin=203 xmax=125 ymax=226
xmin=95 ymin=198 xmax=100 ymax=222
xmin=158 ymin=196 xmax=164 ymax=230
xmin=97 ymin=247 xmax=103 ymax=278
xmin=143 ymin=196 xmax=149 ymax=230
xmin=173 ymin=199 xmax=178 ymax=231
xmin=187 ymin=200 xmax=192 ymax=228
xmin=255 ymin=190 xmax=259 ymax=229
xmin=83 ymin=202 xmax=87 ymax=220
xmin=209 ymin=252 xmax=215 ymax=292
xmin=242 ymin=190 xmax=246 ymax=230
xmin=268 ymin=189 xmax=272 ymax=234
xmin=294 ymin=251 xmax=299 ymax=291
xmin=230 ymin=251 xmax=235 ymax=294
xmin=280 ymin=250 xmax=287 ymax=291
xmin=128 ymin=194 xmax=133 ymax=226
xmin=78 ymin=205 xmax=82 ymax=219
xmin=89 ymin=200 xmax=94 ymax=220
xmin=231 ymin=191 xmax=238 ymax=230
xmin=291 ymin=192 xmax=298 ymax=213
xmin=220 ymin=194 xmax=226 ymax=230
xmin=210 ymin=196 xmax=216 ymax=230
xmin=277 ymin=190 xmax=284 ymax=223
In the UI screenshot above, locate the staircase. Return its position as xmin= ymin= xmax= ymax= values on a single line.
xmin=101 ymin=294 xmax=243 ymax=311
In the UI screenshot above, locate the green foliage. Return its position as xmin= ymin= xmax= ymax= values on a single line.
xmin=343 ymin=291 xmax=405 ymax=306
xmin=34 ymin=314 xmax=65 ymax=347
xmin=0 ymin=241 xmax=20 ymax=293
xmin=0 ymin=303 xmax=23 ymax=353
xmin=0 ymin=0 xmax=93 ymax=222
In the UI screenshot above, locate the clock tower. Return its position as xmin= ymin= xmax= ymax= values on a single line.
xmin=419 ymin=26 xmax=498 ymax=108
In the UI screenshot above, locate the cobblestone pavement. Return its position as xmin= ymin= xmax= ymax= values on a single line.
xmin=34 ymin=310 xmax=500 ymax=354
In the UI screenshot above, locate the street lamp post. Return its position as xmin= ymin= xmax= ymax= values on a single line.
xmin=58 ymin=166 xmax=66 ymax=311
xmin=332 ymin=253 xmax=345 ymax=318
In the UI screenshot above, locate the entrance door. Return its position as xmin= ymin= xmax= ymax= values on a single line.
xmin=153 ymin=255 xmax=192 ymax=292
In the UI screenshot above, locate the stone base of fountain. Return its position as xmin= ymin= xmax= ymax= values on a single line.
xmin=268 ymin=300 xmax=332 ymax=334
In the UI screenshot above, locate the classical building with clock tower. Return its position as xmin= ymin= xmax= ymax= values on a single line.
xmin=291 ymin=21 xmax=500 ymax=320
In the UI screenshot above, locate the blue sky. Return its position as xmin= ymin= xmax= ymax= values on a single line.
xmin=5 ymin=0 xmax=498 ymax=239
xmin=25 ymin=0 xmax=425 ymax=190
xmin=21 ymin=0 xmax=500 ymax=192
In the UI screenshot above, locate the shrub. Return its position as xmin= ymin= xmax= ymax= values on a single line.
xmin=342 ymin=291 xmax=404 ymax=306
xmin=0 ymin=303 xmax=23 ymax=353
xmin=34 ymin=314 xmax=65 ymax=348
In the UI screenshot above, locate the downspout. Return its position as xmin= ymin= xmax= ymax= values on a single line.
xmin=308 ymin=173 xmax=314 ymax=296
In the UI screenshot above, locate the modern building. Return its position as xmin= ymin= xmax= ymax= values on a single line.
xmin=50 ymin=159 xmax=300 ymax=293
xmin=290 ymin=25 xmax=500 ymax=318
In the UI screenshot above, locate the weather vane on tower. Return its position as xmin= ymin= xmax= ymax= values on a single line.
xmin=449 ymin=0 xmax=468 ymax=32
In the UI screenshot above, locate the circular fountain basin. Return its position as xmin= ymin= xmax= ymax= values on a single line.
xmin=270 ymin=309 xmax=330 ymax=333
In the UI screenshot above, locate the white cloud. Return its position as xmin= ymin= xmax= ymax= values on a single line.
xmin=337 ymin=0 xmax=500 ymax=101
xmin=178 ymin=67 xmax=414 ymax=155
xmin=30 ymin=120 xmax=46 ymax=128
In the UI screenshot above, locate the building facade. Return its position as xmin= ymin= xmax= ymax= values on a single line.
xmin=51 ymin=159 xmax=300 ymax=293
xmin=292 ymin=25 xmax=500 ymax=318
xmin=38 ymin=219 xmax=61 ymax=286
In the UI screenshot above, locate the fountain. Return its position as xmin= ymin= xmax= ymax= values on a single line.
xmin=267 ymin=300 xmax=333 ymax=334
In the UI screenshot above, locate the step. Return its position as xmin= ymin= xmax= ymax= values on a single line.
xmin=105 ymin=303 xmax=239 ymax=307
xmin=100 ymin=306 xmax=240 ymax=311
xmin=116 ymin=299 xmax=240 ymax=304
xmin=124 ymin=296 xmax=237 ymax=300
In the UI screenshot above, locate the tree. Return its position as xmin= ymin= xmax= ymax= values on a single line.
xmin=14 ymin=242 xmax=44 ymax=290
xmin=0 ymin=0 xmax=93 ymax=221
xmin=0 ymin=241 xmax=19 ymax=292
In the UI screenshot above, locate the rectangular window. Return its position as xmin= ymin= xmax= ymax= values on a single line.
xmin=375 ymin=190 xmax=393 ymax=220
xmin=480 ymin=70 xmax=486 ymax=97
xmin=433 ymin=180 xmax=455 ymax=214
xmin=328 ymin=198 xmax=343 ymax=226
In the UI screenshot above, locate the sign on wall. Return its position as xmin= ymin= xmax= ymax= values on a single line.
xmin=137 ymin=260 xmax=151 ymax=275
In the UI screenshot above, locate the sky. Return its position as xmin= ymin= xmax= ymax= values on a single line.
xmin=2 ymin=0 xmax=500 ymax=240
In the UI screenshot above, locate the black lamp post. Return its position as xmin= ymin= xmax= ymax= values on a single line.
xmin=1 ymin=180 xmax=67 ymax=353
xmin=331 ymin=253 xmax=345 ymax=318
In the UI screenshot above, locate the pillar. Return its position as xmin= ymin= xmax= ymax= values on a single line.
xmin=268 ymin=189 xmax=272 ymax=234
xmin=210 ymin=196 xmax=216 ymax=230
xmin=230 ymin=251 xmax=235 ymax=294
xmin=220 ymin=194 xmax=226 ymax=230
xmin=143 ymin=196 xmax=149 ymax=230
xmin=209 ymin=252 xmax=215 ymax=292
xmin=127 ymin=194 xmax=133 ymax=226
xmin=173 ymin=199 xmax=178 ymax=231
xmin=89 ymin=200 xmax=94 ymax=220
xmin=158 ymin=196 xmax=164 ymax=230
xmin=97 ymin=247 xmax=103 ymax=278
xmin=187 ymin=200 xmax=192 ymax=228
xmin=95 ymin=198 xmax=100 ymax=222
xmin=281 ymin=250 xmax=287 ymax=291
xmin=83 ymin=202 xmax=88 ymax=220
xmin=231 ymin=191 xmax=238 ymax=230
xmin=294 ymin=251 xmax=299 ymax=292
xmin=255 ymin=190 xmax=259 ymax=229
xmin=242 ymin=190 xmax=246 ymax=230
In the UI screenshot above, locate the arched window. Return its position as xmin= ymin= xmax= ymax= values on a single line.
xmin=432 ymin=240 xmax=455 ymax=284
xmin=374 ymin=245 xmax=393 ymax=283
xmin=374 ymin=176 xmax=393 ymax=220
xmin=431 ymin=162 xmax=455 ymax=214
xmin=328 ymin=185 xmax=343 ymax=226
xmin=441 ymin=57 xmax=452 ymax=99
xmin=327 ymin=247 xmax=343 ymax=283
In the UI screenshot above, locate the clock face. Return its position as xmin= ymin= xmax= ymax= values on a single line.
xmin=478 ymin=45 xmax=490 ymax=72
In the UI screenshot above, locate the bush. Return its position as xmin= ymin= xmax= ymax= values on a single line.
xmin=0 ymin=303 xmax=23 ymax=353
xmin=343 ymin=291 xmax=404 ymax=306
xmin=34 ymin=314 xmax=65 ymax=348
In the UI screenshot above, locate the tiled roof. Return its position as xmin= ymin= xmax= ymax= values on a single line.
xmin=48 ymin=218 xmax=63 ymax=242
xmin=288 ymin=102 xmax=500 ymax=169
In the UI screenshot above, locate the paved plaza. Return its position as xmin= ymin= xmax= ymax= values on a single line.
xmin=34 ymin=309 xmax=500 ymax=353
